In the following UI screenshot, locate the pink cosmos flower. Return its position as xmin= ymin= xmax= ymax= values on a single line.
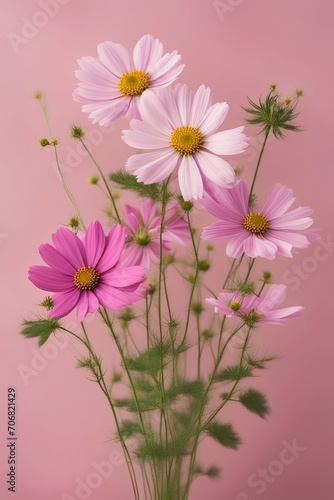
xmin=206 ymin=284 xmax=304 ymax=326
xmin=28 ymin=222 xmax=145 ymax=322
xmin=120 ymin=198 xmax=189 ymax=268
xmin=122 ymin=84 xmax=248 ymax=201
xmin=201 ymin=180 xmax=315 ymax=260
xmin=73 ymin=34 xmax=184 ymax=126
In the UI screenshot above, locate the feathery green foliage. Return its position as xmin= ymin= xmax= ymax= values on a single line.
xmin=243 ymin=88 xmax=302 ymax=139
xmin=206 ymin=421 xmax=241 ymax=450
xmin=20 ymin=318 xmax=60 ymax=347
xmin=215 ymin=364 xmax=254 ymax=382
xmin=109 ymin=170 xmax=161 ymax=200
xmin=239 ymin=388 xmax=270 ymax=419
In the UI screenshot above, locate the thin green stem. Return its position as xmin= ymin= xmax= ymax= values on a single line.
xmin=60 ymin=324 xmax=140 ymax=500
xmin=248 ymin=129 xmax=270 ymax=204
xmin=78 ymin=138 xmax=122 ymax=224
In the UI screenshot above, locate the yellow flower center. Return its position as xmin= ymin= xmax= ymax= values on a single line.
xmin=170 ymin=126 xmax=203 ymax=155
xmin=118 ymin=70 xmax=149 ymax=96
xmin=242 ymin=213 xmax=269 ymax=234
xmin=74 ymin=266 xmax=99 ymax=290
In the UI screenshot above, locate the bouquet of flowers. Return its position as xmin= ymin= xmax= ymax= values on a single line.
xmin=21 ymin=34 xmax=316 ymax=500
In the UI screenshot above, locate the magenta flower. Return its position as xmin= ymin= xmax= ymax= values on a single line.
xmin=120 ymin=198 xmax=189 ymax=268
xmin=28 ymin=222 xmax=145 ymax=322
xmin=206 ymin=285 xmax=304 ymax=326
xmin=201 ymin=180 xmax=315 ymax=259
xmin=122 ymin=84 xmax=248 ymax=201
xmin=73 ymin=34 xmax=184 ymax=126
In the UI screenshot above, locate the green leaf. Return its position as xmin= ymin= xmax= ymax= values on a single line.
xmin=117 ymin=419 xmax=142 ymax=439
xmin=20 ymin=318 xmax=60 ymax=347
xmin=109 ymin=170 xmax=161 ymax=200
xmin=124 ymin=341 xmax=171 ymax=377
xmin=239 ymin=388 xmax=270 ymax=419
xmin=206 ymin=421 xmax=241 ymax=450
xmin=194 ymin=464 xmax=221 ymax=479
xmin=215 ymin=364 xmax=253 ymax=382
xmin=246 ymin=354 xmax=277 ymax=370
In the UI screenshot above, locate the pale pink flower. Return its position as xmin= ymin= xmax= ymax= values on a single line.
xmin=122 ymin=84 xmax=248 ymax=201
xmin=120 ymin=198 xmax=189 ymax=268
xmin=206 ymin=284 xmax=304 ymax=326
xmin=73 ymin=34 xmax=184 ymax=126
xmin=28 ymin=222 xmax=145 ymax=322
xmin=201 ymin=180 xmax=315 ymax=260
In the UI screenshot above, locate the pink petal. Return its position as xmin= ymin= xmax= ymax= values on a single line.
xmin=39 ymin=243 xmax=76 ymax=275
xmin=52 ymin=228 xmax=87 ymax=268
xmin=137 ymin=90 xmax=174 ymax=134
xmin=204 ymin=126 xmax=248 ymax=155
xmin=122 ymin=123 xmax=168 ymax=149
xmin=126 ymin=150 xmax=178 ymax=183
xmin=226 ymin=233 xmax=250 ymax=258
xmin=258 ymin=285 xmax=287 ymax=311
xmin=176 ymin=84 xmax=194 ymax=124
xmin=97 ymin=225 xmax=125 ymax=273
xmin=101 ymin=266 xmax=145 ymax=288
xmin=133 ymin=35 xmax=163 ymax=71
xmin=261 ymin=184 xmax=295 ymax=220
xmin=199 ymin=102 xmax=229 ymax=135
xmin=76 ymin=291 xmax=100 ymax=322
xmin=94 ymin=284 xmax=141 ymax=311
xmin=83 ymin=221 xmax=106 ymax=268
xmin=118 ymin=245 xmax=144 ymax=267
xmin=82 ymin=97 xmax=130 ymax=127
xmin=149 ymin=51 xmax=184 ymax=87
xmin=49 ymin=289 xmax=81 ymax=319
xmin=261 ymin=306 xmax=304 ymax=325
xmin=269 ymin=206 xmax=314 ymax=230
xmin=243 ymin=234 xmax=277 ymax=260
xmin=201 ymin=222 xmax=244 ymax=241
xmin=178 ymin=155 xmax=203 ymax=200
xmin=196 ymin=150 xmax=235 ymax=186
xmin=189 ymin=85 xmax=212 ymax=129
xmin=29 ymin=266 xmax=75 ymax=292
xmin=97 ymin=41 xmax=133 ymax=76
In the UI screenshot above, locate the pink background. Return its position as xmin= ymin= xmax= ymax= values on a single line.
xmin=1 ymin=0 xmax=333 ymax=499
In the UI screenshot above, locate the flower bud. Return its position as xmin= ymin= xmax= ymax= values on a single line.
xmin=70 ymin=125 xmax=84 ymax=139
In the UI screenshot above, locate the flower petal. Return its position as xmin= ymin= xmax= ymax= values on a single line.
xmin=94 ymin=284 xmax=142 ymax=311
xmin=133 ymin=34 xmax=163 ymax=72
xmin=189 ymin=85 xmax=212 ymax=128
xmin=97 ymin=225 xmax=125 ymax=273
xmin=204 ymin=126 xmax=248 ymax=155
xmin=199 ymin=102 xmax=229 ymax=135
xmin=101 ymin=266 xmax=145 ymax=288
xmin=243 ymin=234 xmax=277 ymax=260
xmin=196 ymin=150 xmax=235 ymax=187
xmin=76 ymin=291 xmax=100 ymax=322
xmin=38 ymin=244 xmax=76 ymax=275
xmin=97 ymin=41 xmax=133 ymax=76
xmin=49 ymin=289 xmax=81 ymax=319
xmin=83 ymin=221 xmax=106 ymax=268
xmin=178 ymin=155 xmax=203 ymax=201
xmin=52 ymin=228 xmax=87 ymax=268
xmin=28 ymin=266 xmax=75 ymax=292
xmin=261 ymin=184 xmax=295 ymax=220
xmin=126 ymin=150 xmax=178 ymax=183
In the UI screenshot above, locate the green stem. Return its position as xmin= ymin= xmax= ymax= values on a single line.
xmin=60 ymin=324 xmax=140 ymax=500
xmin=79 ymin=138 xmax=122 ymax=224
xmin=248 ymin=129 xmax=270 ymax=205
